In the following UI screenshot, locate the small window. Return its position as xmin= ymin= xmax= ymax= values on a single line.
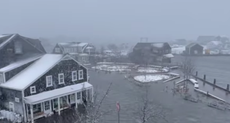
xmin=46 ymin=75 xmax=53 ymax=87
xmin=77 ymin=92 xmax=81 ymax=100
xmin=44 ymin=101 xmax=50 ymax=110
xmin=0 ymin=73 xmax=4 ymax=84
xmin=55 ymin=48 xmax=60 ymax=53
xmin=30 ymin=86 xmax=36 ymax=94
xmin=15 ymin=97 xmax=20 ymax=103
xmin=78 ymin=70 xmax=84 ymax=80
xmin=72 ymin=71 xmax=77 ymax=81
xmin=58 ymin=73 xmax=64 ymax=84
xmin=9 ymin=102 xmax=14 ymax=112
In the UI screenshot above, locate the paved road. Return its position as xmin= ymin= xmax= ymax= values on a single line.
xmin=89 ymin=70 xmax=230 ymax=123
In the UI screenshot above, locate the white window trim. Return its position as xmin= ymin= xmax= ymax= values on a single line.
xmin=46 ymin=75 xmax=53 ymax=87
xmin=15 ymin=97 xmax=20 ymax=103
xmin=30 ymin=86 xmax=36 ymax=94
xmin=78 ymin=70 xmax=84 ymax=80
xmin=72 ymin=71 xmax=77 ymax=81
xmin=58 ymin=73 xmax=65 ymax=84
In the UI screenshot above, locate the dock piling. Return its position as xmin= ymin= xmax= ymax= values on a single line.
xmin=195 ymin=71 xmax=198 ymax=80
xmin=203 ymin=74 xmax=206 ymax=80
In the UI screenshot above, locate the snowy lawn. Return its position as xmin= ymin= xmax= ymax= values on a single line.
xmin=137 ymin=67 xmax=169 ymax=73
xmin=92 ymin=65 xmax=131 ymax=72
xmin=137 ymin=67 xmax=159 ymax=73
xmin=134 ymin=74 xmax=170 ymax=83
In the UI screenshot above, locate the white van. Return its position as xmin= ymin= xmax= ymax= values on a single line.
xmin=194 ymin=82 xmax=199 ymax=89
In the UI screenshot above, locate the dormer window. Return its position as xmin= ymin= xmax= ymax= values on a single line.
xmin=14 ymin=41 xmax=23 ymax=54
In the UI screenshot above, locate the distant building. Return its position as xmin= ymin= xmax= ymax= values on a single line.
xmin=206 ymin=41 xmax=223 ymax=50
xmin=52 ymin=42 xmax=96 ymax=64
xmin=196 ymin=36 xmax=216 ymax=44
xmin=130 ymin=42 xmax=172 ymax=64
xmin=185 ymin=43 xmax=203 ymax=55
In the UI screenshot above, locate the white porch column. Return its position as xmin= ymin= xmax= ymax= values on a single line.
xmin=75 ymin=92 xmax=78 ymax=108
xmin=81 ymin=91 xmax=83 ymax=103
xmin=86 ymin=89 xmax=88 ymax=101
xmin=91 ymin=87 xmax=94 ymax=103
xmin=58 ymin=97 xmax=61 ymax=115
xmin=49 ymin=100 xmax=52 ymax=114
xmin=30 ymin=104 xmax=34 ymax=123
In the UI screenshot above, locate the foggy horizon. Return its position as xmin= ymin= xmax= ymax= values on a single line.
xmin=1 ymin=0 xmax=230 ymax=42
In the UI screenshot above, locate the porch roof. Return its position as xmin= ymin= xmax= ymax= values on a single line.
xmin=24 ymin=82 xmax=92 ymax=104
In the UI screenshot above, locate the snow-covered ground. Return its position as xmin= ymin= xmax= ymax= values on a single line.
xmin=0 ymin=110 xmax=22 ymax=122
xmin=134 ymin=74 xmax=170 ymax=83
xmin=137 ymin=67 xmax=169 ymax=73
xmin=92 ymin=65 xmax=131 ymax=72
xmin=137 ymin=67 xmax=159 ymax=73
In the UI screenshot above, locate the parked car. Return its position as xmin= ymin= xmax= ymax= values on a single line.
xmin=194 ymin=82 xmax=199 ymax=89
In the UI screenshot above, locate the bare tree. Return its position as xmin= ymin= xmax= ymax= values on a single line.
xmin=76 ymin=82 xmax=113 ymax=123
xmin=180 ymin=56 xmax=196 ymax=94
xmin=133 ymin=84 xmax=168 ymax=123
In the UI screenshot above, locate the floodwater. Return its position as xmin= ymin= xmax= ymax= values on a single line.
xmin=89 ymin=56 xmax=230 ymax=123
xmin=173 ymin=56 xmax=230 ymax=87
xmin=89 ymin=70 xmax=230 ymax=123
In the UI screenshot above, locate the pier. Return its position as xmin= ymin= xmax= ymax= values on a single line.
xmin=193 ymin=71 xmax=230 ymax=103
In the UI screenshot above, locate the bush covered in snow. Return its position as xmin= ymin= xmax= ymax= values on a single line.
xmin=134 ymin=74 xmax=170 ymax=83
xmin=0 ymin=110 xmax=22 ymax=123
xmin=92 ymin=64 xmax=131 ymax=72
xmin=137 ymin=67 xmax=169 ymax=73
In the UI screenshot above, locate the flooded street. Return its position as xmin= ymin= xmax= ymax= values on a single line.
xmin=89 ymin=68 xmax=230 ymax=123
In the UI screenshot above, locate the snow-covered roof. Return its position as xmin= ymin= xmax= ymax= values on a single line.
xmin=79 ymin=53 xmax=89 ymax=56
xmin=152 ymin=43 xmax=164 ymax=48
xmin=0 ymin=55 xmax=43 ymax=72
xmin=0 ymin=54 xmax=63 ymax=90
xmin=163 ymin=53 xmax=174 ymax=58
xmin=24 ymin=82 xmax=92 ymax=104
xmin=0 ymin=34 xmax=16 ymax=49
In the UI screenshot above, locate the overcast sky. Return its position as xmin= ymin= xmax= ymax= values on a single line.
xmin=1 ymin=0 xmax=230 ymax=42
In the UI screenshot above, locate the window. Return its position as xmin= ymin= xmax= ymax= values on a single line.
xmin=0 ymin=73 xmax=4 ymax=84
xmin=78 ymin=70 xmax=83 ymax=80
xmin=46 ymin=75 xmax=53 ymax=87
xmin=15 ymin=97 xmax=20 ymax=103
xmin=77 ymin=92 xmax=81 ymax=100
xmin=55 ymin=48 xmax=60 ymax=53
xmin=44 ymin=101 xmax=50 ymax=110
xmin=72 ymin=71 xmax=77 ymax=81
xmin=58 ymin=73 xmax=64 ymax=84
xmin=9 ymin=102 xmax=14 ymax=112
xmin=30 ymin=86 xmax=36 ymax=94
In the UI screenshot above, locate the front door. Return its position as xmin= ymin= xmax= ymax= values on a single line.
xmin=43 ymin=101 xmax=51 ymax=114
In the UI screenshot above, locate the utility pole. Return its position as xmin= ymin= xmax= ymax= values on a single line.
xmin=116 ymin=102 xmax=120 ymax=123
